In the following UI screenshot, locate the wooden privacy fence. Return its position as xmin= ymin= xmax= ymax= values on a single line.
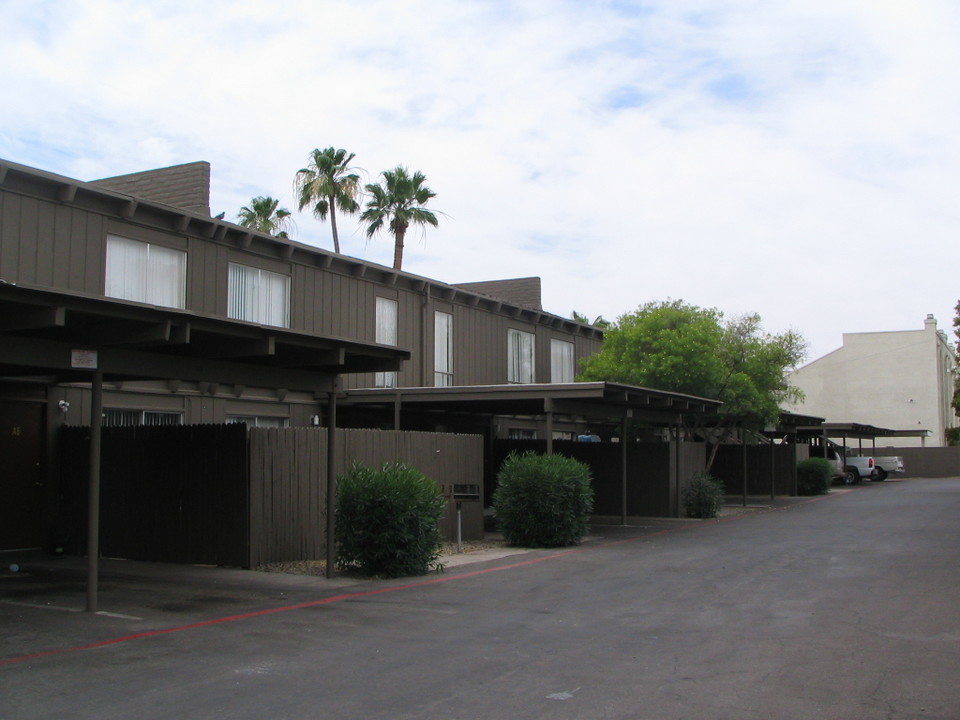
xmin=711 ymin=443 xmax=799 ymax=496
xmin=491 ymin=439 xmax=706 ymax=518
xmin=59 ymin=425 xmax=483 ymax=569
xmin=59 ymin=424 xmax=249 ymax=566
xmin=249 ymin=428 xmax=484 ymax=567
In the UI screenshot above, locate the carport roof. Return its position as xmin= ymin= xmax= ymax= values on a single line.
xmin=0 ymin=282 xmax=409 ymax=391
xmin=795 ymin=422 xmax=929 ymax=441
xmin=341 ymin=381 xmax=721 ymax=424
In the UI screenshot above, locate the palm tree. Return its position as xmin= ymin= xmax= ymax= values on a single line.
xmin=360 ymin=166 xmax=439 ymax=270
xmin=237 ymin=196 xmax=293 ymax=238
xmin=293 ymin=147 xmax=361 ymax=254
xmin=571 ymin=311 xmax=613 ymax=330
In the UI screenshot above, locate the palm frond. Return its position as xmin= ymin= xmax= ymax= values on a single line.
xmin=359 ymin=165 xmax=441 ymax=269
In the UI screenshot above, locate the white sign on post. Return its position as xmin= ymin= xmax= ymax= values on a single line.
xmin=71 ymin=349 xmax=98 ymax=369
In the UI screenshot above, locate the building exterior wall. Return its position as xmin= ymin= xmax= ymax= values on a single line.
xmin=785 ymin=317 xmax=957 ymax=447
xmin=0 ymin=160 xmax=603 ymax=427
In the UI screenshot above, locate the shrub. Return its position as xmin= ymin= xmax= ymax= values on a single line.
xmin=796 ymin=457 xmax=833 ymax=496
xmin=493 ymin=451 xmax=593 ymax=548
xmin=335 ymin=461 xmax=446 ymax=577
xmin=681 ymin=472 xmax=725 ymax=519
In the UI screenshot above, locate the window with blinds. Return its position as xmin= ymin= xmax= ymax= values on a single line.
xmin=375 ymin=297 xmax=398 ymax=388
xmin=507 ymin=328 xmax=535 ymax=384
xmin=105 ymin=235 xmax=186 ymax=308
xmin=550 ymin=339 xmax=575 ymax=383
xmin=434 ymin=311 xmax=453 ymax=386
xmin=102 ymin=409 xmax=183 ymax=427
xmin=227 ymin=263 xmax=290 ymax=328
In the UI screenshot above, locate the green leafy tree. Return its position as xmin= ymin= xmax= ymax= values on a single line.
xmin=360 ymin=166 xmax=439 ymax=270
xmin=236 ymin=196 xmax=293 ymax=238
xmin=294 ymin=147 xmax=361 ymax=254
xmin=578 ymin=299 xmax=806 ymax=469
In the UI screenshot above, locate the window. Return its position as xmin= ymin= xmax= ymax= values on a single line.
xmin=102 ymin=409 xmax=183 ymax=427
xmin=228 ymin=263 xmax=290 ymax=328
xmin=434 ymin=311 xmax=453 ymax=387
xmin=507 ymin=328 xmax=535 ymax=384
xmin=226 ymin=415 xmax=289 ymax=428
xmin=550 ymin=339 xmax=575 ymax=383
xmin=375 ymin=297 xmax=398 ymax=388
xmin=508 ymin=428 xmax=537 ymax=440
xmin=105 ymin=235 xmax=186 ymax=308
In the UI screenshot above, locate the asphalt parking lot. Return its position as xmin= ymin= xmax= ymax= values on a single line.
xmin=3 ymin=479 xmax=958 ymax=720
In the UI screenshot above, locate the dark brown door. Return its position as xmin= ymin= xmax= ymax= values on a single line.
xmin=0 ymin=402 xmax=45 ymax=550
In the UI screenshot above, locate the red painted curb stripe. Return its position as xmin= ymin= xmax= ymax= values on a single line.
xmin=1 ymin=492 xmax=838 ymax=666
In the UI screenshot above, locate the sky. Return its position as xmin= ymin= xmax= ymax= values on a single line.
xmin=1 ymin=0 xmax=958 ymax=362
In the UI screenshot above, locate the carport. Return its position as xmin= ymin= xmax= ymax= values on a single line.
xmin=797 ymin=422 xmax=931 ymax=454
xmin=0 ymin=282 xmax=409 ymax=608
xmin=341 ymin=382 xmax=722 ymax=520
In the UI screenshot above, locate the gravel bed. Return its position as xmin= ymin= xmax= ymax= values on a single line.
xmin=256 ymin=537 xmax=510 ymax=577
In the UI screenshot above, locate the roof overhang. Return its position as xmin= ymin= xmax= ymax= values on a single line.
xmin=0 ymin=282 xmax=409 ymax=392
xmin=0 ymin=158 xmax=604 ymax=342
xmin=341 ymin=381 xmax=721 ymax=425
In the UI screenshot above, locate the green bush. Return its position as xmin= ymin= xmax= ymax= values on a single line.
xmin=681 ymin=472 xmax=725 ymax=518
xmin=335 ymin=461 xmax=446 ymax=578
xmin=796 ymin=457 xmax=833 ymax=496
xmin=493 ymin=451 xmax=593 ymax=548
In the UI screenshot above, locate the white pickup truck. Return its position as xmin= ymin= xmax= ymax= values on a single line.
xmin=844 ymin=455 xmax=879 ymax=483
xmin=873 ymin=455 xmax=905 ymax=480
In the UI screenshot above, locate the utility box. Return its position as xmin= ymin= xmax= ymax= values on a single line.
xmin=440 ymin=483 xmax=484 ymax=541
xmin=453 ymin=484 xmax=480 ymax=500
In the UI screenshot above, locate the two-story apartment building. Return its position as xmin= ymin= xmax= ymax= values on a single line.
xmin=0 ymin=159 xmax=603 ymax=433
xmin=0 ymin=158 xmax=721 ymax=561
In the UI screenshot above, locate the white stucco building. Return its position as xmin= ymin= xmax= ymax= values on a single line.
xmin=784 ymin=315 xmax=957 ymax=447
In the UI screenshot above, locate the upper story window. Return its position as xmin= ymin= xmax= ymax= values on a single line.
xmin=550 ymin=339 xmax=575 ymax=383
xmin=228 ymin=263 xmax=290 ymax=328
xmin=105 ymin=235 xmax=186 ymax=308
xmin=375 ymin=297 xmax=398 ymax=388
xmin=507 ymin=328 xmax=535 ymax=384
xmin=434 ymin=311 xmax=453 ymax=387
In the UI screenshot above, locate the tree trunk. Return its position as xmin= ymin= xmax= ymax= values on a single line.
xmin=705 ymin=441 xmax=721 ymax=474
xmin=393 ymin=226 xmax=406 ymax=269
xmin=703 ymin=419 xmax=736 ymax=474
xmin=329 ymin=196 xmax=341 ymax=254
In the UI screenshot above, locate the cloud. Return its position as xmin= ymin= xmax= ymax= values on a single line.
xmin=1 ymin=0 xmax=958 ymax=357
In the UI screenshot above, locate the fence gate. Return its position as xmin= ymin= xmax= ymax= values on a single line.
xmin=58 ymin=424 xmax=248 ymax=566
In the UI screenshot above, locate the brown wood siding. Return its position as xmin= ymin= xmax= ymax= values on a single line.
xmin=188 ymin=237 xmax=223 ymax=315
xmin=248 ymin=427 xmax=484 ymax=566
xmin=2 ymin=175 xmax=602 ymax=402
xmin=0 ymin=190 xmax=22 ymax=280
xmin=397 ymin=288 xmax=421 ymax=387
xmin=0 ymin=197 xmax=106 ymax=293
